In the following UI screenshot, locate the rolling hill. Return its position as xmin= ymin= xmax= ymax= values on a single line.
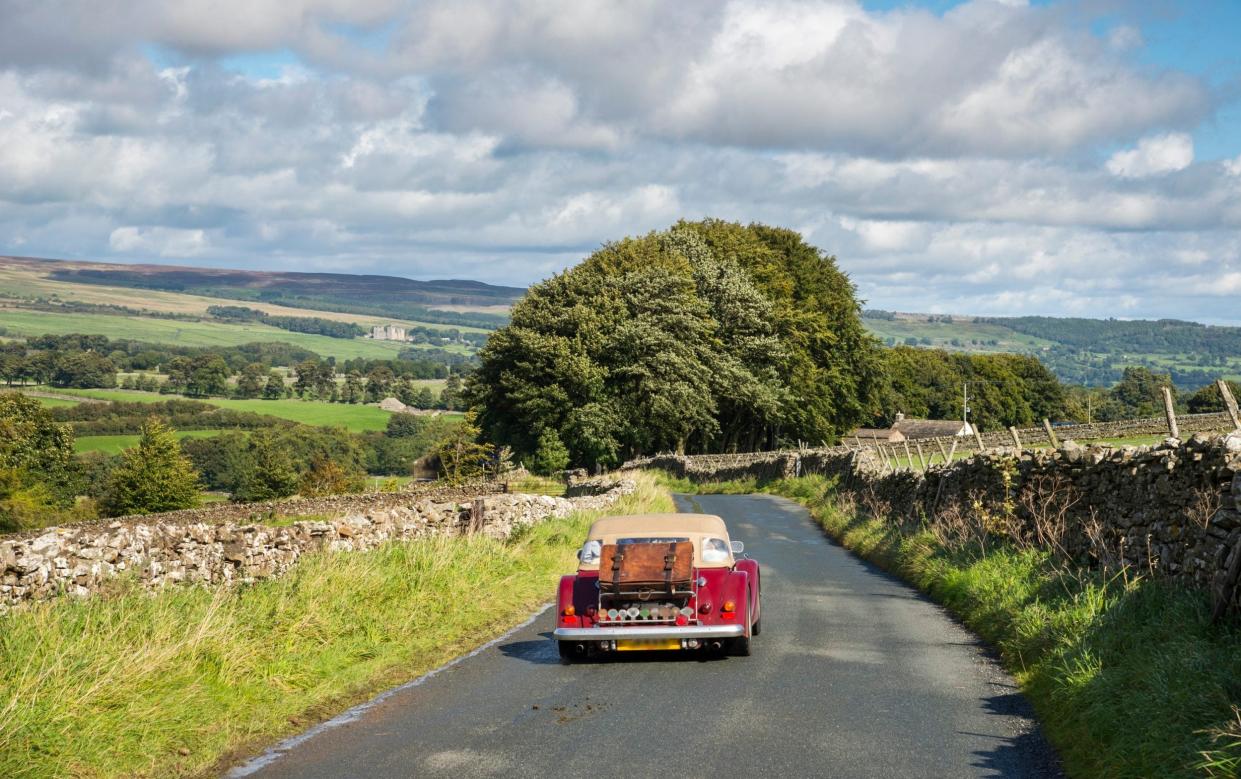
xmin=2 ymin=255 xmax=1239 ymax=390
xmin=1 ymin=256 xmax=524 ymax=329
xmin=862 ymin=310 xmax=1241 ymax=388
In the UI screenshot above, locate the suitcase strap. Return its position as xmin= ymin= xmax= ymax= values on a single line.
xmin=611 ymin=547 xmax=625 ymax=589
xmin=664 ymin=542 xmax=677 ymax=591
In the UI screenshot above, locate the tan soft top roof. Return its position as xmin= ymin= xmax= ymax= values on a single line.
xmin=586 ymin=513 xmax=728 ymax=538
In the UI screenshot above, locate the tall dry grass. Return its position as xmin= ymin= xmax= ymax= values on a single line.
xmin=0 ymin=473 xmax=673 ymax=778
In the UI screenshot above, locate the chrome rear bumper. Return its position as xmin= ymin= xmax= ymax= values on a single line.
xmin=553 ymin=624 xmax=744 ymax=640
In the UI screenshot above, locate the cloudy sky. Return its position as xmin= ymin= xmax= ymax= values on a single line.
xmin=2 ymin=0 xmax=1240 ymax=321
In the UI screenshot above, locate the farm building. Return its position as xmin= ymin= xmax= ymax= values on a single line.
xmin=370 ymin=324 xmax=407 ymax=341
xmin=849 ymin=413 xmax=973 ymax=443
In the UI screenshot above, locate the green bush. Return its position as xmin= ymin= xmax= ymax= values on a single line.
xmin=531 ymin=428 xmax=570 ymax=475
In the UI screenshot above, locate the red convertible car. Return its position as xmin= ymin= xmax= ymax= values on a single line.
xmin=553 ymin=513 xmax=761 ymax=660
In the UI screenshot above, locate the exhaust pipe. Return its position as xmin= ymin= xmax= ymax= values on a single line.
xmin=573 ymin=643 xmax=588 ymax=656
xmin=708 ymin=640 xmax=723 ymax=652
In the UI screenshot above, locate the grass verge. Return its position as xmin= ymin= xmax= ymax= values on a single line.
xmin=656 ymin=471 xmax=1241 ymax=778
xmin=0 ymin=472 xmax=672 ymax=778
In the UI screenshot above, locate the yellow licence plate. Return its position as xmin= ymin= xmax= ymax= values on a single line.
xmin=615 ymin=639 xmax=682 ymax=651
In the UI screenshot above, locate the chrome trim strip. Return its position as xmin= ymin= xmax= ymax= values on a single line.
xmin=552 ymin=624 xmax=744 ymax=640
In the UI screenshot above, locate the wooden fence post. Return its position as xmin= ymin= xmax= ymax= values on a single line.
xmin=947 ymin=438 xmax=958 ymax=464
xmin=915 ymin=442 xmax=928 ymax=471
xmin=1009 ymin=426 xmax=1023 ymax=449
xmin=902 ymin=441 xmax=914 ymax=471
xmin=973 ymin=426 xmax=985 ymax=451
xmin=1042 ymin=418 xmax=1060 ymax=448
xmin=935 ymin=439 xmax=950 ymax=463
xmin=1162 ymin=387 xmax=1180 ymax=439
xmin=470 ymin=497 xmax=486 ymax=534
xmin=1218 ymin=379 xmax=1241 ymax=430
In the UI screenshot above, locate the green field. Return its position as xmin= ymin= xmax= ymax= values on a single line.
xmin=45 ymin=388 xmax=395 ymax=432
xmin=0 ymin=309 xmax=473 ymax=361
xmin=74 ymin=429 xmax=229 ymax=455
xmin=26 ymin=395 xmax=82 ymax=408
xmin=862 ymin=316 xmax=1059 ymax=354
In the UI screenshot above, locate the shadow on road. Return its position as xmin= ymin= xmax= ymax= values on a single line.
xmin=497 ymin=639 xmax=562 ymax=666
xmin=967 ymin=690 xmax=1065 ymax=778
xmin=498 ymin=637 xmax=730 ymax=666
xmin=970 ymin=729 xmax=1065 ymax=779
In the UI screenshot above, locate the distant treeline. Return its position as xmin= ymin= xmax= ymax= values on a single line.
xmin=51 ymin=399 xmax=295 ymax=435
xmin=0 ymin=296 xmax=201 ymax=322
xmin=879 ymin=347 xmax=1240 ymax=429
xmin=252 ymin=293 xmax=509 ymax=331
xmin=0 ymin=333 xmax=477 ymax=399
xmin=981 ymin=316 xmax=1241 ymax=357
xmin=206 ymin=305 xmax=366 ymax=339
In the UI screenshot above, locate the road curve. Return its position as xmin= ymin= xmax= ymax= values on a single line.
xmin=233 ymin=493 xmax=1061 ymax=779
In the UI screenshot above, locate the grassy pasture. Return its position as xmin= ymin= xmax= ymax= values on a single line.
xmin=861 ymin=316 xmax=1058 ymax=354
xmin=45 ymin=387 xmax=395 ymax=432
xmin=73 ymin=430 xmax=229 ymax=455
xmin=26 ymin=395 xmax=81 ymax=408
xmin=0 ymin=308 xmax=473 ymax=361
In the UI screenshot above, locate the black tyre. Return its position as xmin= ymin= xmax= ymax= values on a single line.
xmin=557 ymin=641 xmax=578 ymax=663
xmin=752 ymin=615 xmax=762 ymax=636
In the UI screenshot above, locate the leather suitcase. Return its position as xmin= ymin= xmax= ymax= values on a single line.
xmin=599 ymin=541 xmax=694 ymax=594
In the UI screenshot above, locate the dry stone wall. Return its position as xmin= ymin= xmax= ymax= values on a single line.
xmin=624 ymin=433 xmax=1241 ymax=618
xmin=0 ymin=479 xmax=634 ymax=609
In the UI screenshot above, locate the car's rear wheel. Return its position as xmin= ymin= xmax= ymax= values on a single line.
xmin=751 ymin=615 xmax=762 ymax=636
xmin=727 ymin=634 xmax=751 ymax=656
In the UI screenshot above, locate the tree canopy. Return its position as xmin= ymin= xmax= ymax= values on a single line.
xmin=877 ymin=347 xmax=1067 ymax=431
xmin=467 ymin=220 xmax=879 ymax=467
xmin=101 ymin=418 xmax=201 ymax=517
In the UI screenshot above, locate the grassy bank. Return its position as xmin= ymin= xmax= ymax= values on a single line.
xmin=0 ymin=473 xmax=672 ymax=778
xmin=659 ymin=472 xmax=1241 ymax=778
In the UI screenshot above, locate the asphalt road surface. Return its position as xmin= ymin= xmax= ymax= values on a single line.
xmin=233 ymin=493 xmax=1061 ymax=779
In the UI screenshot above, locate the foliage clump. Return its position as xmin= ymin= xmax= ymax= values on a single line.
xmin=468 ymin=219 xmax=879 ymax=467
xmin=0 ymin=393 xmax=78 ymax=531
xmin=432 ymin=411 xmax=495 ymax=484
xmin=100 ymin=418 xmax=201 ymax=516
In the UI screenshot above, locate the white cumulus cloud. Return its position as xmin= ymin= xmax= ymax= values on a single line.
xmin=1106 ymin=133 xmax=1195 ymax=178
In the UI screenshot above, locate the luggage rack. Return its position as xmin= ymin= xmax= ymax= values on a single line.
xmin=594 ymin=572 xmax=701 ymax=625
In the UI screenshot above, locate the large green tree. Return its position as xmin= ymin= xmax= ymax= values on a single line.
xmin=468 ymin=220 xmax=878 ymax=466
xmin=876 ymin=347 xmax=1067 ymax=431
xmin=101 ymin=418 xmax=201 ymax=516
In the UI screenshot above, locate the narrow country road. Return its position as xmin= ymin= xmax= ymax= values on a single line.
xmin=232 ymin=493 xmax=1061 ymax=779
